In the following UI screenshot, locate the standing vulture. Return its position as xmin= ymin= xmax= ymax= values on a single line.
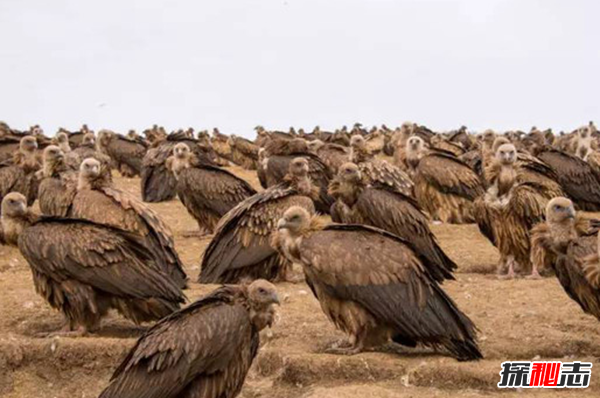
xmin=473 ymin=144 xmax=563 ymax=278
xmin=328 ymin=162 xmax=456 ymax=282
xmin=0 ymin=192 xmax=185 ymax=335
xmin=199 ymin=157 xmax=317 ymax=284
xmin=227 ymin=135 xmax=259 ymax=170
xmin=272 ymin=206 xmax=482 ymax=361
xmin=166 ymin=143 xmax=256 ymax=234
xmin=530 ymin=197 xmax=600 ymax=320
xmin=349 ymin=135 xmax=414 ymax=197
xmin=36 ymin=146 xmax=78 ymax=217
xmin=535 ymin=147 xmax=600 ymax=211
xmin=406 ymin=136 xmax=483 ymax=223
xmin=69 ymin=158 xmax=188 ymax=288
xmin=307 ymin=139 xmax=349 ymax=174
xmin=0 ymin=136 xmax=41 ymax=206
xmin=97 ymin=130 xmax=147 ymax=178
xmin=261 ymin=138 xmax=334 ymax=213
xmin=99 ymin=280 xmax=279 ymax=398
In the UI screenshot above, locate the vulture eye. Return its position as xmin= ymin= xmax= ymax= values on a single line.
xmin=554 ymin=205 xmax=561 ymax=211
xmin=258 ymin=288 xmax=266 ymax=294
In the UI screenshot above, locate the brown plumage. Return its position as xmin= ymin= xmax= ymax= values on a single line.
xmin=97 ymin=130 xmax=147 ymax=178
xmin=0 ymin=192 xmax=185 ymax=335
xmin=70 ymin=133 xmax=112 ymax=168
xmin=99 ymin=280 xmax=279 ymax=398
xmin=200 ymin=157 xmax=317 ymax=283
xmin=167 ymin=143 xmax=256 ymax=234
xmin=406 ymin=136 xmax=484 ymax=223
xmin=328 ymin=162 xmax=456 ymax=282
xmin=36 ymin=146 xmax=78 ymax=217
xmin=474 ymin=144 xmax=563 ymax=278
xmin=530 ymin=197 xmax=600 ymax=320
xmin=350 ymin=135 xmax=414 ymax=197
xmin=307 ymin=139 xmax=349 ymax=174
xmin=0 ymin=136 xmax=41 ymax=206
xmin=69 ymin=158 xmax=188 ymax=288
xmin=272 ymin=206 xmax=482 ymax=361
xmin=227 ymin=135 xmax=259 ymax=170
xmin=261 ymin=138 xmax=334 ymax=213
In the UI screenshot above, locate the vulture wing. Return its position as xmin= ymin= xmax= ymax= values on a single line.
xmin=416 ymin=153 xmax=484 ymax=200
xmin=358 ymin=159 xmax=413 ymax=197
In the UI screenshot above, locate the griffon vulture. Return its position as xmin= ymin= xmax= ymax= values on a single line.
xmin=69 ymin=158 xmax=188 ymax=288
xmin=0 ymin=192 xmax=185 ymax=336
xmin=227 ymin=135 xmax=259 ymax=170
xmin=199 ymin=157 xmax=317 ymax=284
xmin=307 ymin=139 xmax=349 ymax=174
xmin=272 ymin=206 xmax=482 ymax=361
xmin=0 ymin=136 xmax=41 ymax=206
xmin=166 ymin=143 xmax=256 ymax=234
xmin=97 ymin=129 xmax=147 ymax=178
xmin=36 ymin=146 xmax=78 ymax=217
xmin=99 ymin=280 xmax=279 ymax=398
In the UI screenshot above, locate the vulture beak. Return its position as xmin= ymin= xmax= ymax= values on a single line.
xmin=271 ymin=293 xmax=281 ymax=306
xmin=566 ymin=207 xmax=575 ymax=219
xmin=276 ymin=219 xmax=288 ymax=230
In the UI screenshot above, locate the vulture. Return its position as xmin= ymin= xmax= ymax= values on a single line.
xmin=0 ymin=128 xmax=23 ymax=163
xmin=307 ymin=139 xmax=349 ymax=174
xmin=473 ymin=144 xmax=563 ymax=278
xmin=261 ymin=138 xmax=334 ymax=213
xmin=328 ymin=162 xmax=456 ymax=282
xmin=536 ymin=147 xmax=600 ymax=211
xmin=0 ymin=136 xmax=41 ymax=206
xmin=0 ymin=192 xmax=185 ymax=335
xmin=349 ymin=135 xmax=414 ymax=197
xmin=69 ymin=158 xmax=188 ymax=288
xmin=210 ymin=129 xmax=233 ymax=163
xmin=405 ymin=136 xmax=483 ymax=223
xmin=66 ymin=129 xmax=87 ymax=148
xmin=166 ymin=143 xmax=256 ymax=234
xmin=36 ymin=146 xmax=78 ymax=217
xmin=97 ymin=130 xmax=147 ymax=178
xmin=272 ymin=206 xmax=482 ymax=361
xmin=227 ymin=135 xmax=259 ymax=170
xmin=98 ymin=280 xmax=278 ymax=398
xmin=54 ymin=132 xmax=72 ymax=153
xmin=141 ymin=134 xmax=220 ymax=203
xmin=199 ymin=157 xmax=317 ymax=284
xmin=530 ymin=197 xmax=600 ymax=320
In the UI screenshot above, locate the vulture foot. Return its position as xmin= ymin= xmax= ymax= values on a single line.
xmin=42 ymin=325 xmax=89 ymax=338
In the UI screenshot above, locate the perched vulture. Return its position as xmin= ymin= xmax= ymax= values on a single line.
xmin=36 ymin=146 xmax=78 ymax=217
xmin=54 ymin=132 xmax=72 ymax=153
xmin=328 ymin=163 xmax=456 ymax=282
xmin=536 ymin=148 xmax=600 ymax=211
xmin=69 ymin=158 xmax=188 ymax=288
xmin=261 ymin=138 xmax=334 ymax=213
xmin=307 ymin=139 xmax=349 ymax=174
xmin=97 ymin=130 xmax=147 ymax=178
xmin=530 ymin=197 xmax=600 ymax=320
xmin=272 ymin=206 xmax=482 ymax=360
xmin=473 ymin=144 xmax=563 ymax=278
xmin=66 ymin=130 xmax=87 ymax=148
xmin=227 ymin=135 xmax=259 ymax=170
xmin=99 ymin=280 xmax=279 ymax=398
xmin=210 ymin=129 xmax=233 ymax=162
xmin=0 ymin=129 xmax=22 ymax=163
xmin=0 ymin=192 xmax=185 ymax=335
xmin=200 ymin=157 xmax=317 ymax=283
xmin=141 ymin=134 xmax=219 ymax=203
xmin=0 ymin=136 xmax=41 ymax=206
xmin=406 ymin=136 xmax=483 ymax=223
xmin=349 ymin=135 xmax=413 ymax=197
xmin=166 ymin=143 xmax=256 ymax=234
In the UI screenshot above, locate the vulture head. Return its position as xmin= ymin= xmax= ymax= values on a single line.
xmin=80 ymin=158 xmax=101 ymax=180
xmin=82 ymin=133 xmax=96 ymax=147
xmin=407 ymin=135 xmax=424 ymax=152
xmin=97 ymin=130 xmax=115 ymax=149
xmin=307 ymin=139 xmax=325 ymax=153
xmin=492 ymin=137 xmax=510 ymax=153
xmin=174 ymin=143 xmax=191 ymax=160
xmin=546 ymin=197 xmax=575 ymax=225
xmin=338 ymin=162 xmax=362 ymax=184
xmin=576 ymin=138 xmax=591 ymax=160
xmin=43 ymin=145 xmax=65 ymax=167
xmin=31 ymin=126 xmax=44 ymax=137
xmin=350 ymin=135 xmax=365 ymax=150
xmin=126 ymin=130 xmax=139 ymax=140
xmin=20 ymin=136 xmax=38 ymax=153
xmin=288 ymin=157 xmax=309 ymax=177
xmin=277 ymin=206 xmax=312 ymax=237
xmin=495 ymin=143 xmax=517 ymax=166
xmin=245 ymin=279 xmax=280 ymax=330
xmin=56 ymin=132 xmax=69 ymax=144
xmin=1 ymin=192 xmax=28 ymax=219
xmin=482 ymin=129 xmax=496 ymax=148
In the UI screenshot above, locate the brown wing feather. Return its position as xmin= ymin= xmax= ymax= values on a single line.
xmin=358 ymin=159 xmax=413 ymax=197
xmin=38 ymin=172 xmax=78 ymax=216
xmin=415 ymin=153 xmax=484 ymax=200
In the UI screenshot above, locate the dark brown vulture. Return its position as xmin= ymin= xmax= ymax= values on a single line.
xmin=98 ymin=280 xmax=278 ymax=398
xmin=70 ymin=132 xmax=112 ymax=167
xmin=36 ymin=146 xmax=78 ymax=217
xmin=0 ymin=136 xmax=41 ymax=206
xmin=141 ymin=134 xmax=220 ymax=203
xmin=405 ymin=136 xmax=483 ymax=223
xmin=328 ymin=163 xmax=456 ymax=282
xmin=69 ymin=158 xmax=188 ymax=288
xmin=227 ymin=135 xmax=259 ymax=170
xmin=0 ymin=128 xmax=23 ymax=163
xmin=0 ymin=192 xmax=185 ymax=336
xmin=473 ymin=144 xmax=563 ymax=278
xmin=97 ymin=129 xmax=147 ymax=178
xmin=530 ymin=197 xmax=600 ymax=320
xmin=210 ymin=129 xmax=233 ymax=163
xmin=307 ymin=139 xmax=349 ymax=174
xmin=349 ymin=135 xmax=413 ymax=197
xmin=66 ymin=129 xmax=86 ymax=148
xmin=536 ymin=147 xmax=600 ymax=211
xmin=272 ymin=207 xmax=482 ymax=360
xmin=261 ymin=138 xmax=334 ymax=213
xmin=166 ymin=143 xmax=256 ymax=234
xmin=199 ymin=157 xmax=317 ymax=284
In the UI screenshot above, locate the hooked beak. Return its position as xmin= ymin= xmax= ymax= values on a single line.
xmin=276 ymin=219 xmax=288 ymax=230
xmin=271 ymin=293 xmax=281 ymax=306
xmin=566 ymin=207 xmax=575 ymax=219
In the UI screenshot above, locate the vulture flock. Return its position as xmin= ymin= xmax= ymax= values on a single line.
xmin=2 ymin=120 xmax=600 ymax=396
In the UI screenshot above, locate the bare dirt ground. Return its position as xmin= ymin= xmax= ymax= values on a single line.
xmin=1 ymin=165 xmax=599 ymax=397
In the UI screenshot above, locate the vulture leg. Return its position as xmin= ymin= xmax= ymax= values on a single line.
xmin=499 ymin=256 xmax=516 ymax=279
xmin=325 ymin=335 xmax=364 ymax=356
xmin=45 ymin=324 xmax=89 ymax=338
xmin=526 ymin=264 xmax=542 ymax=280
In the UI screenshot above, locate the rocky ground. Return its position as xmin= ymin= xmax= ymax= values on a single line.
xmin=1 ymin=166 xmax=599 ymax=397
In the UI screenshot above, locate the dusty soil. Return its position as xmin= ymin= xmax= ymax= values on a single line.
xmin=1 ymin=165 xmax=599 ymax=397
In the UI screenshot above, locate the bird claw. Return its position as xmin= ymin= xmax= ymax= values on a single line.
xmin=39 ymin=325 xmax=89 ymax=338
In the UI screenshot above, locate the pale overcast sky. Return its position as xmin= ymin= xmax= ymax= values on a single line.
xmin=0 ymin=0 xmax=597 ymax=138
